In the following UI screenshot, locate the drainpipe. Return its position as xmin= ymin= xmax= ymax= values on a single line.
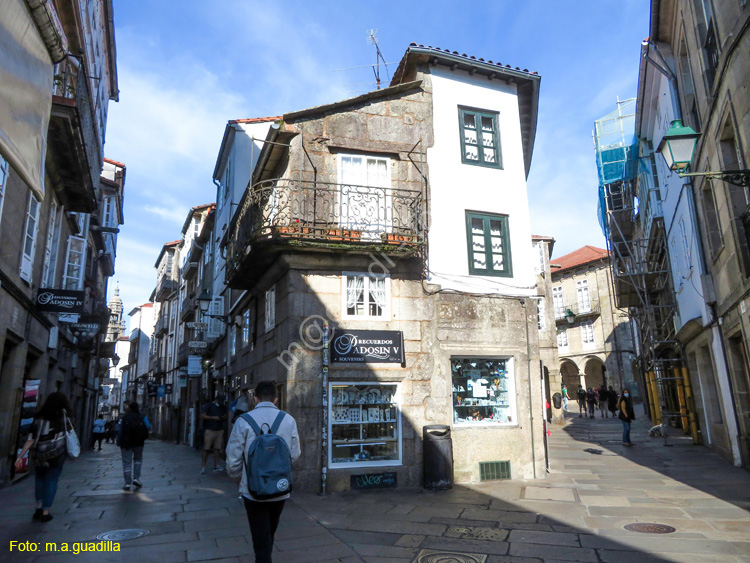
xmin=521 ymin=299 xmax=537 ymax=479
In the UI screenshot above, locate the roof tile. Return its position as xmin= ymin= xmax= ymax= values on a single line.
xmin=552 ymin=245 xmax=609 ymax=272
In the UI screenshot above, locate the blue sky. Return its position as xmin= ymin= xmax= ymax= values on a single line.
xmin=105 ymin=0 xmax=649 ymax=315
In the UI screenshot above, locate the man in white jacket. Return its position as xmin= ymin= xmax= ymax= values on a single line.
xmin=226 ymin=381 xmax=300 ymax=563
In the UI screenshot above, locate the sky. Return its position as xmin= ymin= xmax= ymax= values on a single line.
xmin=105 ymin=0 xmax=649 ymax=318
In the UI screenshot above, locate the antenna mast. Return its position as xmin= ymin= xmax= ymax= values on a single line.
xmin=367 ymin=29 xmax=389 ymax=89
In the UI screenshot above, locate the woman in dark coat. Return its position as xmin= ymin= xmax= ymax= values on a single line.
xmin=15 ymin=392 xmax=73 ymax=522
xmin=618 ymin=388 xmax=636 ymax=446
xmin=607 ymin=386 xmax=618 ymax=417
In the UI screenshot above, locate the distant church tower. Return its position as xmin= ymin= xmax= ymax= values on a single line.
xmin=106 ymin=285 xmax=126 ymax=342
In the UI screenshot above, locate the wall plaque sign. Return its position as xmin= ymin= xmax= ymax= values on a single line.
xmin=331 ymin=330 xmax=404 ymax=364
xmin=36 ymin=289 xmax=84 ymax=313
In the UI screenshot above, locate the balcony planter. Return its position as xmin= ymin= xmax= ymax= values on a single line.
xmin=381 ymin=233 xmax=418 ymax=246
xmin=272 ymin=225 xmax=311 ymax=237
xmin=324 ymin=229 xmax=362 ymax=241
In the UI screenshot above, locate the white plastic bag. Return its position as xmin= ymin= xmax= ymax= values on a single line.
xmin=63 ymin=410 xmax=81 ymax=458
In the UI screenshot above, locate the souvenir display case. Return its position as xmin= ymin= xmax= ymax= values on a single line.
xmin=329 ymin=383 xmax=400 ymax=466
xmin=451 ymin=358 xmax=516 ymax=425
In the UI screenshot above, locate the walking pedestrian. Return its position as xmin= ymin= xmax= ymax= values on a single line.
xmin=14 ymin=392 xmax=74 ymax=522
xmin=201 ymin=392 xmax=227 ymax=474
xmin=227 ymin=381 xmax=300 ymax=563
xmin=607 ymin=385 xmax=618 ymax=418
xmin=598 ymin=386 xmax=609 ymax=417
xmin=104 ymin=420 xmax=114 ymax=443
xmin=618 ymin=388 xmax=636 ymax=446
xmin=118 ymin=402 xmax=149 ymax=491
xmin=576 ymin=385 xmax=587 ymax=417
xmin=561 ymin=384 xmax=570 ymax=412
xmin=586 ymin=387 xmax=597 ymax=419
xmin=92 ymin=415 xmax=106 ymax=450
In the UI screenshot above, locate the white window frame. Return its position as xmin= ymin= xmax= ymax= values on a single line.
xmin=337 ymin=153 xmax=392 ymax=238
xmin=537 ymin=297 xmax=546 ymax=331
xmin=102 ymin=195 xmax=114 ymax=227
xmin=341 ymin=272 xmax=390 ymax=320
xmin=42 ymin=199 xmax=62 ymax=287
xmin=557 ymin=328 xmax=569 ymax=349
xmin=0 ymin=155 xmax=8 ymax=233
xmin=206 ymin=295 xmax=224 ymax=339
xmin=552 ymin=286 xmax=565 ymax=319
xmin=62 ymin=235 xmax=86 ymax=290
xmin=581 ymin=321 xmax=595 ymax=347
xmin=328 ymin=381 xmax=402 ymax=469
xmin=576 ymin=279 xmax=591 ymax=313
xmin=533 ymin=242 xmax=545 ymax=274
xmin=20 ymin=192 xmax=41 ymax=282
xmin=265 ymin=285 xmax=276 ymax=333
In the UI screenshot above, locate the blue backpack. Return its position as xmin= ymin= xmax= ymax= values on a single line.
xmin=241 ymin=411 xmax=293 ymax=500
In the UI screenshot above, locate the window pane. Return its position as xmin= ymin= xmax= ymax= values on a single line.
xmin=463 ymin=113 xmax=476 ymax=130
xmin=347 ymin=276 xmax=365 ymax=316
xmin=465 ymin=144 xmax=479 ymax=161
xmin=368 ymin=276 xmax=385 ymax=317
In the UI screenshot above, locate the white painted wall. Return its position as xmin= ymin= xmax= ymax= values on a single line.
xmin=426 ymin=67 xmax=536 ymax=296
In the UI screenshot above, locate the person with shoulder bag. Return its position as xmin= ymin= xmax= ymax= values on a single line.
xmin=226 ymin=381 xmax=300 ymax=563
xmin=618 ymin=388 xmax=636 ymax=446
xmin=14 ymin=392 xmax=75 ymax=522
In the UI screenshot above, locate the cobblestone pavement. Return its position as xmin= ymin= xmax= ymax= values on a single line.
xmin=2 ymin=404 xmax=749 ymax=562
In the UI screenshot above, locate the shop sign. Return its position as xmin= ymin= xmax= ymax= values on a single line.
xmin=165 ymin=384 xmax=173 ymax=394
xmin=187 ymin=322 xmax=208 ymax=329
xmin=187 ymin=355 xmax=202 ymax=376
xmin=350 ymin=472 xmax=397 ymax=490
xmin=101 ymin=378 xmax=119 ymax=385
xmin=36 ymin=289 xmax=84 ymax=313
xmin=157 ymin=385 xmax=166 ymax=398
xmin=147 ymin=381 xmax=158 ymax=397
xmin=70 ymin=322 xmax=100 ymax=340
xmin=188 ymin=340 xmax=207 ymax=349
xmin=331 ymin=330 xmax=404 ymax=364
xmin=58 ymin=313 xmax=79 ymax=323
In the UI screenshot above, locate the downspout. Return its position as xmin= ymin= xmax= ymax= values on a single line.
xmin=522 ymin=299 xmax=537 ymax=479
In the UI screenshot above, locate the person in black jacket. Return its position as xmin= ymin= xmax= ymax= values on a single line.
xmin=618 ymin=389 xmax=636 ymax=446
xmin=118 ymin=402 xmax=149 ymax=491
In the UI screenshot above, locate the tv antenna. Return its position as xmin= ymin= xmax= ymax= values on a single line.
xmin=367 ymin=29 xmax=389 ymax=89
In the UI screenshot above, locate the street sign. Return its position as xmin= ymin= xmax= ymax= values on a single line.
xmin=188 ymin=341 xmax=207 ymax=348
xmin=187 ymin=355 xmax=202 ymax=376
xmin=187 ymin=322 xmax=208 ymax=329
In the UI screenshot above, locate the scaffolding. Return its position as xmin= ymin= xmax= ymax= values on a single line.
xmin=594 ymin=99 xmax=699 ymax=443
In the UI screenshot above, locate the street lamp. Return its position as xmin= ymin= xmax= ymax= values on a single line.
xmin=196 ymin=289 xmax=241 ymax=326
xmin=657 ymin=120 xmax=750 ymax=187
xmin=565 ymin=309 xmax=576 ymax=325
xmin=112 ymin=354 xmax=120 ymax=367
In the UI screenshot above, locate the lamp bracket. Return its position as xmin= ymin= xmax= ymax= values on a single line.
xmin=678 ymin=169 xmax=750 ymax=188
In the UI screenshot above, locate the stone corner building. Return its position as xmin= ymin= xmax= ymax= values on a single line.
xmin=215 ymin=44 xmax=547 ymax=492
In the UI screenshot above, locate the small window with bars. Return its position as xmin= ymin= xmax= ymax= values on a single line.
xmin=479 ymin=461 xmax=511 ymax=481
xmin=465 ymin=211 xmax=512 ymax=277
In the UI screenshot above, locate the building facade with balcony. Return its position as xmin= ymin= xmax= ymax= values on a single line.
xmin=220 ymin=44 xmax=546 ymax=491
xmin=550 ymin=246 xmax=636 ymax=396
xmin=0 ymin=0 xmax=121 ymax=486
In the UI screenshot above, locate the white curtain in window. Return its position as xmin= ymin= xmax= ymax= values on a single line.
xmin=346 ymin=276 xmax=365 ymax=314
xmin=369 ymin=276 xmax=386 ymax=316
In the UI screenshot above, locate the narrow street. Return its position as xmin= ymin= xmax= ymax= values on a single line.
xmin=2 ymin=408 xmax=749 ymax=562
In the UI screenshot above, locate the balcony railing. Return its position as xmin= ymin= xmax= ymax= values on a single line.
xmin=554 ymin=299 xmax=601 ymax=323
xmin=226 ymin=178 xmax=425 ymax=286
xmin=180 ymin=293 xmax=196 ymax=322
xmin=149 ymin=355 xmax=165 ymax=375
xmin=154 ymin=314 xmax=168 ymax=337
xmin=48 ymin=57 xmax=102 ymax=212
xmin=155 ymin=274 xmax=176 ymax=302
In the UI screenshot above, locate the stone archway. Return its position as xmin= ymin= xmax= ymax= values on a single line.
xmin=560 ymin=360 xmax=581 ymax=391
xmin=583 ymin=356 xmax=606 ymax=389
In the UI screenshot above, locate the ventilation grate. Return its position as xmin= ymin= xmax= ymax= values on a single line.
xmin=479 ymin=461 xmax=510 ymax=481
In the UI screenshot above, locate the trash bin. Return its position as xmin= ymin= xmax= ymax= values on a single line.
xmin=552 ymin=393 xmax=562 ymax=409
xmin=423 ymin=425 xmax=453 ymax=490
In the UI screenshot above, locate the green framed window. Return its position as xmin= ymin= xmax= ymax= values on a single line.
xmin=458 ymin=107 xmax=501 ymax=168
xmin=465 ymin=211 xmax=512 ymax=277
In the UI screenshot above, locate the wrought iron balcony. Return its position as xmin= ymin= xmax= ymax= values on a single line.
xmin=155 ymin=273 xmax=176 ymax=302
xmin=180 ymin=293 xmax=197 ymax=322
xmin=149 ymin=355 xmax=166 ymax=375
xmin=554 ymin=299 xmax=601 ymax=324
xmin=226 ymin=178 xmax=425 ymax=288
xmin=47 ymin=57 xmax=102 ymax=213
xmin=154 ymin=314 xmax=169 ymax=337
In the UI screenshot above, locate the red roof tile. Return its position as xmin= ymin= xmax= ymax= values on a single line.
xmin=103 ymin=158 xmax=126 ymax=167
xmin=552 ymin=245 xmax=609 ymax=273
xmin=229 ymin=116 xmax=282 ymax=125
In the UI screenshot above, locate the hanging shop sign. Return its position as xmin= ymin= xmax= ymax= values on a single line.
xmin=331 ymin=330 xmax=404 ymax=364
xmin=157 ymin=385 xmax=166 ymax=398
xmin=187 ymin=355 xmax=202 ymax=376
xmin=188 ymin=340 xmax=207 ymax=349
xmin=187 ymin=322 xmax=208 ymax=329
xmin=69 ymin=322 xmax=100 ymax=340
xmin=165 ymin=384 xmax=173 ymax=394
xmin=147 ymin=381 xmax=158 ymax=397
xmin=58 ymin=313 xmax=79 ymax=323
xmin=36 ymin=289 xmax=85 ymax=313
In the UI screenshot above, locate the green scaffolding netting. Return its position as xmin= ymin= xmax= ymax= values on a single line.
xmin=594 ymin=98 xmax=638 ymax=238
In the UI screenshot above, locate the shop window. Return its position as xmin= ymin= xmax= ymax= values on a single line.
xmin=465 ymin=211 xmax=512 ymax=277
xmin=458 ymin=107 xmax=501 ymax=168
xmin=265 ymin=285 xmax=275 ymax=333
xmin=343 ymin=273 xmax=389 ymax=319
xmin=329 ymin=382 xmax=400 ymax=467
xmin=451 ymin=357 xmax=516 ymax=425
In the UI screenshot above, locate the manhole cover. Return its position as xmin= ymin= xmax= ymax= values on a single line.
xmin=624 ymin=523 xmax=676 ymax=534
xmin=413 ymin=549 xmax=487 ymax=563
xmin=96 ymin=529 xmax=150 ymax=541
